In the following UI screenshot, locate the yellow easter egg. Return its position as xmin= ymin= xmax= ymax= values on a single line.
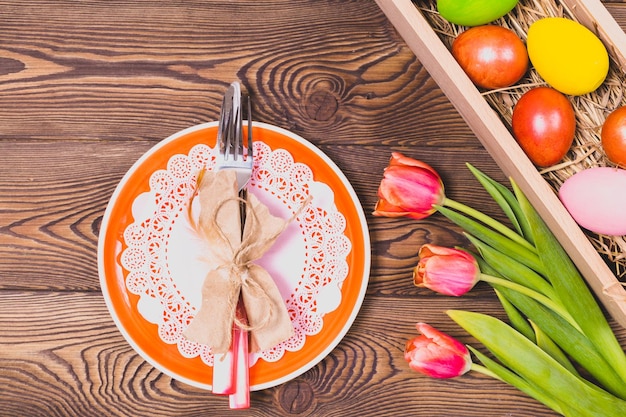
xmin=527 ymin=17 xmax=609 ymax=96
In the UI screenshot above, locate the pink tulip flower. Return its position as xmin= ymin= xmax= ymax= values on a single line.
xmin=404 ymin=322 xmax=472 ymax=378
xmin=373 ymin=152 xmax=445 ymax=220
xmin=414 ymin=244 xmax=480 ymax=296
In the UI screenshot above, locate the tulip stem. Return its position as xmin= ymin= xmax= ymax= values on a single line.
xmin=443 ymin=198 xmax=535 ymax=253
xmin=480 ymin=273 xmax=582 ymax=333
xmin=470 ymin=363 xmax=500 ymax=380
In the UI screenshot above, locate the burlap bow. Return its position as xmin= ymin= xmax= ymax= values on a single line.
xmin=183 ymin=169 xmax=294 ymax=354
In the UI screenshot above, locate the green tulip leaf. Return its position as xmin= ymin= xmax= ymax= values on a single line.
xmin=494 ymin=289 xmax=535 ymax=342
xmin=495 ymin=286 xmax=626 ymax=400
xmin=465 ymin=233 xmax=555 ymax=299
xmin=529 ymin=320 xmax=579 ymax=376
xmin=466 ymin=163 xmax=533 ymax=242
xmin=468 ymin=346 xmax=565 ymax=415
xmin=512 ymin=180 xmax=626 ymax=384
xmin=435 ymin=205 xmax=542 ymax=272
xmin=448 ymin=310 xmax=626 ymax=416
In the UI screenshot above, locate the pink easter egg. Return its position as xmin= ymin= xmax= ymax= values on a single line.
xmin=559 ymin=167 xmax=626 ymax=236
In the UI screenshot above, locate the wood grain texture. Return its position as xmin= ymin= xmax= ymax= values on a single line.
xmin=1 ymin=1 xmax=626 ymax=416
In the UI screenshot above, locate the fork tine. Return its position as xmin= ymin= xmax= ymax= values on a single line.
xmin=224 ymin=108 xmax=234 ymax=160
xmin=218 ymin=108 xmax=229 ymax=155
xmin=233 ymin=103 xmax=242 ymax=162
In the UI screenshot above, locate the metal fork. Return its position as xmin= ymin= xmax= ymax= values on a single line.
xmin=212 ymin=81 xmax=252 ymax=409
xmin=216 ymin=82 xmax=253 ymax=193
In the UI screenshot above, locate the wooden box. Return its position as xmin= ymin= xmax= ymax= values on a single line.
xmin=376 ymin=0 xmax=626 ymax=326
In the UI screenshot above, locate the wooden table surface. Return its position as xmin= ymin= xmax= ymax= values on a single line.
xmin=3 ymin=1 xmax=626 ymax=416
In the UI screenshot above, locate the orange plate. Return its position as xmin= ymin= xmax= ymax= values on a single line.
xmin=98 ymin=122 xmax=371 ymax=390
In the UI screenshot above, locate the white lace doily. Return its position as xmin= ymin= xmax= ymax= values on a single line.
xmin=119 ymin=141 xmax=351 ymax=366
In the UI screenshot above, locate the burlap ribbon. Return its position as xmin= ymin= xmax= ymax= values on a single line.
xmin=183 ymin=169 xmax=295 ymax=354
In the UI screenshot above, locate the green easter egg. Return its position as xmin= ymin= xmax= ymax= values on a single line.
xmin=437 ymin=0 xmax=518 ymax=26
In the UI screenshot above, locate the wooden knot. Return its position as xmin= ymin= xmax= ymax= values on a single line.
xmin=305 ymin=90 xmax=339 ymax=121
xmin=0 ymin=57 xmax=25 ymax=76
xmin=277 ymin=379 xmax=315 ymax=414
